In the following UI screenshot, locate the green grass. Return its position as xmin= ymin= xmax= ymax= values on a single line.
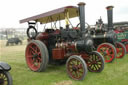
xmin=0 ymin=40 xmax=128 ymax=85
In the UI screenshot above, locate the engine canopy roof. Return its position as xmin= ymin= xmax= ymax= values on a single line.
xmin=20 ymin=6 xmax=78 ymax=24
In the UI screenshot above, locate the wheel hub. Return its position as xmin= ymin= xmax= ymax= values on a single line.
xmin=103 ymin=51 xmax=107 ymax=55
xmin=101 ymin=49 xmax=107 ymax=55
xmin=0 ymin=78 xmax=4 ymax=85
xmin=72 ymin=66 xmax=78 ymax=71
xmin=33 ymin=54 xmax=38 ymax=61
xmin=92 ymin=61 xmax=97 ymax=64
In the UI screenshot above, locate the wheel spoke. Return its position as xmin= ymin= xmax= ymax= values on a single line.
xmin=29 ymin=46 xmax=36 ymax=53
xmin=71 ymin=59 xmax=76 ymax=65
xmin=69 ymin=62 xmax=73 ymax=65
xmin=78 ymin=64 xmax=82 ymax=69
xmin=76 ymin=60 xmax=79 ymax=65
xmin=88 ymin=57 xmax=93 ymax=62
xmin=74 ymin=71 xmax=78 ymax=78
xmin=91 ymin=64 xmax=94 ymax=69
xmin=28 ymin=55 xmax=33 ymax=58
xmin=36 ymin=46 xmax=38 ymax=52
xmin=95 ymin=64 xmax=99 ymax=70
xmin=92 ymin=55 xmax=95 ymax=61
xmin=78 ymin=69 xmax=84 ymax=74
xmin=37 ymin=57 xmax=42 ymax=62
xmin=38 ymin=52 xmax=41 ymax=56
xmin=30 ymin=49 xmax=35 ymax=55
xmin=0 ymin=73 xmax=4 ymax=77
xmin=3 ymin=75 xmax=6 ymax=79
xmin=87 ymin=62 xmax=93 ymax=66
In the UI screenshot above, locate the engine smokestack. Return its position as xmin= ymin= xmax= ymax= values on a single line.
xmin=78 ymin=2 xmax=86 ymax=34
xmin=106 ymin=6 xmax=114 ymax=30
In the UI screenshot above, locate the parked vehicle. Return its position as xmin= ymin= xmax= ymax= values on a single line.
xmin=6 ymin=37 xmax=22 ymax=46
xmin=88 ymin=6 xmax=126 ymax=63
xmin=0 ymin=62 xmax=12 ymax=85
xmin=114 ymin=22 xmax=128 ymax=53
xmin=20 ymin=2 xmax=105 ymax=80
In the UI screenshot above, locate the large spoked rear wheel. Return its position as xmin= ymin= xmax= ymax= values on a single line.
xmin=86 ymin=51 xmax=104 ymax=72
xmin=66 ymin=55 xmax=88 ymax=80
xmin=115 ymin=42 xmax=126 ymax=58
xmin=25 ymin=40 xmax=49 ymax=72
xmin=97 ymin=43 xmax=116 ymax=63
xmin=124 ymin=42 xmax=128 ymax=53
xmin=0 ymin=71 xmax=12 ymax=85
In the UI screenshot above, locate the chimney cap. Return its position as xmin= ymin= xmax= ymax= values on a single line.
xmin=78 ymin=2 xmax=86 ymax=6
xmin=106 ymin=6 xmax=114 ymax=10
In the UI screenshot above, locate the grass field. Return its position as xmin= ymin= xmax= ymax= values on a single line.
xmin=0 ymin=40 xmax=128 ymax=85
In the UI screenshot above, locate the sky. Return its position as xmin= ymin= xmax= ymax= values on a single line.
xmin=0 ymin=0 xmax=128 ymax=28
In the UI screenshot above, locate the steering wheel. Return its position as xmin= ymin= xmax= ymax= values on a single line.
xmin=27 ymin=26 xmax=38 ymax=39
xmin=75 ymin=23 xmax=97 ymax=35
xmin=76 ymin=22 xmax=90 ymax=30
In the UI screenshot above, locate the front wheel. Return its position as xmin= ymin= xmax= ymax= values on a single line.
xmin=97 ymin=43 xmax=116 ymax=63
xmin=115 ymin=42 xmax=126 ymax=58
xmin=0 ymin=71 xmax=12 ymax=85
xmin=66 ymin=55 xmax=88 ymax=80
xmin=86 ymin=51 xmax=104 ymax=72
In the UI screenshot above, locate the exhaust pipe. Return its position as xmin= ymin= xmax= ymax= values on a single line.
xmin=106 ymin=6 xmax=114 ymax=30
xmin=78 ymin=2 xmax=86 ymax=34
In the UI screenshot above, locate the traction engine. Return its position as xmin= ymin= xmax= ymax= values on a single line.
xmin=20 ymin=2 xmax=104 ymax=80
xmin=88 ymin=6 xmax=126 ymax=63
xmin=113 ymin=22 xmax=128 ymax=53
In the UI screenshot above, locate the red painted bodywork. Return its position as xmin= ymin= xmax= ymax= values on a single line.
xmin=114 ymin=30 xmax=124 ymax=33
xmin=52 ymin=41 xmax=89 ymax=60
xmin=52 ymin=48 xmax=65 ymax=59
xmin=36 ymin=32 xmax=49 ymax=40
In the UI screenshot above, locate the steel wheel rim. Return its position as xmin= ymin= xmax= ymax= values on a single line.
xmin=97 ymin=44 xmax=115 ymax=62
xmin=116 ymin=42 xmax=125 ymax=58
xmin=26 ymin=42 xmax=42 ymax=71
xmin=0 ymin=72 xmax=8 ymax=85
xmin=67 ymin=58 xmax=85 ymax=80
xmin=87 ymin=53 xmax=103 ymax=72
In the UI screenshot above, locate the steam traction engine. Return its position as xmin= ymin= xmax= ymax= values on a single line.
xmin=88 ymin=6 xmax=126 ymax=63
xmin=113 ymin=22 xmax=128 ymax=53
xmin=20 ymin=2 xmax=104 ymax=80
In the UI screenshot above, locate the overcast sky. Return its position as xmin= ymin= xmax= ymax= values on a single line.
xmin=0 ymin=0 xmax=128 ymax=28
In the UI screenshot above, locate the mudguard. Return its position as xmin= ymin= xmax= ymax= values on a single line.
xmin=0 ymin=62 xmax=11 ymax=71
